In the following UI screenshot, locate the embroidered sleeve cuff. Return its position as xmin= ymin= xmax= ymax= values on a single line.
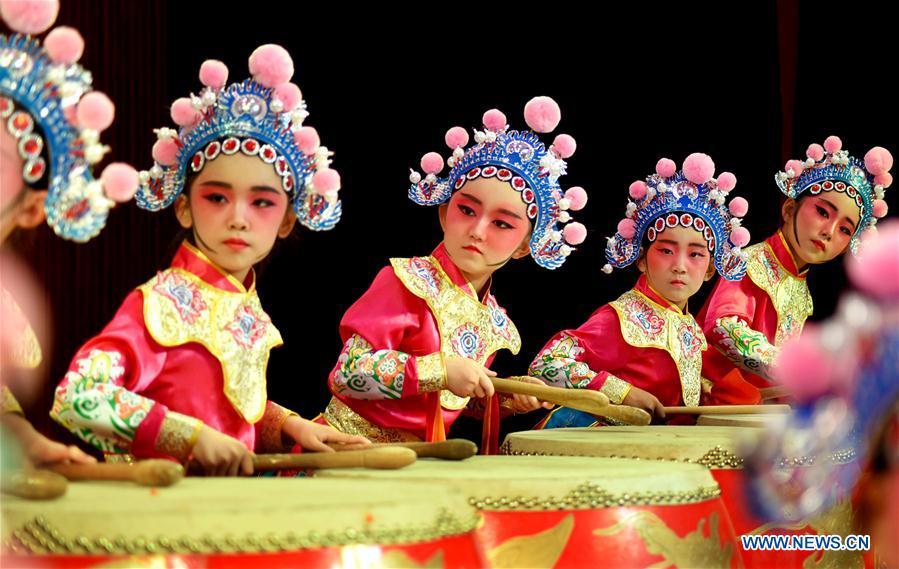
xmin=154 ymin=411 xmax=203 ymax=461
xmin=599 ymin=375 xmax=632 ymax=405
xmin=1 ymin=387 xmax=23 ymax=415
xmin=415 ymin=353 xmax=447 ymax=393
xmin=257 ymin=401 xmax=299 ymax=452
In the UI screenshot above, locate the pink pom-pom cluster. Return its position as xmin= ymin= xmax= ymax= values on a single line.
xmin=716 ymin=172 xmax=737 ymax=193
xmin=565 ymin=187 xmax=588 ymax=211
xmin=45 ymin=26 xmax=83 ymax=64
xmin=312 ymin=168 xmax=341 ymax=196
xmin=655 ymin=158 xmax=676 ymax=178
xmin=199 ymin=60 xmax=229 ymax=90
xmin=294 ymin=127 xmax=320 ymax=156
xmin=170 ymin=97 xmax=199 ymax=127
xmin=100 ymin=163 xmax=139 ymax=202
xmin=784 ymin=159 xmax=805 ymax=178
xmin=76 ymin=91 xmax=115 ymax=131
xmin=523 ymin=96 xmax=561 ymax=133
xmin=552 ymin=134 xmax=576 ymax=159
xmin=248 ymin=44 xmax=294 ymax=88
xmin=847 ymin=220 xmax=899 ymax=299
xmin=482 ymin=109 xmax=507 ymax=131
xmin=0 ymin=0 xmax=59 ymax=34
xmin=420 ymin=152 xmax=444 ymax=175
xmin=682 ymin=153 xmax=715 ymax=185
xmin=444 ymin=126 xmax=469 ymax=149
xmin=774 ymin=326 xmax=839 ymax=400
xmin=563 ymin=222 xmax=587 ymax=245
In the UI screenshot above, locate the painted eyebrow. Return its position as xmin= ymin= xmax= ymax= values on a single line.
xmin=250 ymin=185 xmax=280 ymax=195
xmin=657 ymin=238 xmax=706 ymax=249
xmin=818 ymin=196 xmax=857 ymax=230
xmin=197 ymin=180 xmax=232 ymax=189
xmin=459 ymin=193 xmax=523 ymax=220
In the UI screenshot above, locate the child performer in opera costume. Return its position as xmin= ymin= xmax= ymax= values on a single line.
xmin=317 ymin=97 xmax=586 ymax=453
xmin=0 ymin=0 xmax=138 ymax=467
xmin=698 ymin=136 xmax=893 ymax=404
xmin=529 ymin=153 xmax=753 ymax=427
xmin=51 ymin=45 xmax=366 ymax=476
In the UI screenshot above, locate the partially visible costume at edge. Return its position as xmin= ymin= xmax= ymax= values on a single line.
xmin=317 ymin=98 xmax=588 ymax=453
xmin=50 ymin=45 xmax=344 ymax=462
xmin=1 ymin=0 xmax=138 ymax=423
xmin=699 ymin=136 xmax=893 ymax=404
xmin=530 ymin=153 xmax=752 ymax=429
xmin=743 ymin=221 xmax=899 ymax=568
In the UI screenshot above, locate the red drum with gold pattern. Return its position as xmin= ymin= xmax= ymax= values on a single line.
xmin=1 ymin=478 xmax=485 ymax=568
xmin=318 ymin=455 xmax=741 ymax=569
xmin=502 ymin=426 xmax=867 ymax=569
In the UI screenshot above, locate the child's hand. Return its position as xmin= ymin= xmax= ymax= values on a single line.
xmin=3 ymin=413 xmax=97 ymax=467
xmin=622 ymin=387 xmax=666 ymax=419
xmin=503 ymin=377 xmax=555 ymax=414
xmin=192 ymin=426 xmax=254 ymax=476
xmin=445 ymin=356 xmax=496 ymax=399
xmin=282 ymin=416 xmax=370 ymax=452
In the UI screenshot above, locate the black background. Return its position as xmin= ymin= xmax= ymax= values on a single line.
xmin=4 ymin=1 xmax=896 ymax=444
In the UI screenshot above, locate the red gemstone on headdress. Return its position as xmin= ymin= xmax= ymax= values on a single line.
xmin=223 ymin=139 xmax=238 ymax=153
xmin=12 ymin=113 xmax=30 ymax=130
xmin=263 ymin=148 xmax=274 ymax=160
xmin=708 ymin=236 xmax=716 ymax=251
xmin=523 ymin=188 xmax=535 ymax=203
xmin=454 ymin=177 xmax=465 ymax=190
xmin=666 ymin=214 xmax=678 ymax=227
xmin=65 ymin=199 xmax=89 ymax=220
xmin=513 ymin=177 xmax=526 ymax=190
xmin=28 ymin=161 xmax=44 ymax=178
xmin=244 ymin=140 xmax=257 ymax=152
xmin=647 ymin=227 xmax=657 ymax=241
xmin=497 ymin=169 xmax=512 ymax=181
xmin=680 ymin=214 xmax=692 ymax=226
xmin=694 ymin=218 xmax=706 ymax=231
xmin=847 ymin=186 xmax=857 ymax=197
xmin=823 ymin=181 xmax=833 ymax=190
xmin=527 ymin=203 xmax=538 ymax=219
xmin=283 ymin=175 xmax=294 ymax=192
xmin=192 ymin=154 xmax=203 ymax=170
xmin=23 ymin=139 xmax=39 ymax=155
xmin=655 ymin=218 xmax=666 ymax=232
xmin=482 ymin=166 xmax=497 ymax=177
xmin=0 ymin=99 xmax=9 ymax=113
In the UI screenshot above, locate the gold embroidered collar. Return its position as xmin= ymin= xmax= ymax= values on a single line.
xmin=137 ymin=244 xmax=282 ymax=422
xmin=391 ymin=252 xmax=520 ymax=410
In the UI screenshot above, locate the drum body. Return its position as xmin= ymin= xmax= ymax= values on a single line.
xmin=696 ymin=414 xmax=786 ymax=428
xmin=502 ymin=426 xmax=867 ymax=569
xmin=318 ymin=455 xmax=741 ymax=569
xmin=1 ymin=478 xmax=485 ymax=568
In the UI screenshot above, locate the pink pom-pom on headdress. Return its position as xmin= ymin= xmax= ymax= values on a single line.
xmin=0 ymin=0 xmax=59 ymax=34
xmin=44 ymin=26 xmax=83 ymax=64
xmin=170 ymin=97 xmax=199 ymax=127
xmin=248 ymin=44 xmax=294 ymax=88
xmin=785 ymin=159 xmax=805 ymax=177
xmin=76 ymin=91 xmax=115 ymax=132
xmin=872 ymin=199 xmax=889 ymax=219
xmin=716 ymin=172 xmax=737 ymax=193
xmin=152 ymin=138 xmax=179 ymax=167
xmin=421 ymin=152 xmax=444 ymax=175
xmin=563 ymin=222 xmax=587 ymax=245
xmin=199 ymin=60 xmax=229 ymax=90
xmin=482 ymin=109 xmax=507 ymax=131
xmin=629 ymin=180 xmax=647 ymax=200
xmin=617 ymin=218 xmax=636 ymax=239
xmin=655 ymin=158 xmax=676 ymax=178
xmin=565 ymin=187 xmax=588 ymax=211
xmin=730 ymin=226 xmax=751 ymax=248
xmin=729 ymin=196 xmax=749 ymax=218
xmin=806 ymin=143 xmax=825 ymax=161
xmin=874 ymin=172 xmax=893 ymax=188
xmin=864 ymin=147 xmax=893 ymax=176
xmin=312 ymin=168 xmax=341 ymax=196
xmin=775 ymin=327 xmax=837 ymax=400
xmin=682 ymin=153 xmax=715 ymax=185
xmin=99 ymin=163 xmax=139 ymax=203
xmin=847 ymin=220 xmax=899 ymax=300
xmin=823 ymin=135 xmax=842 ymax=153
xmin=444 ymin=126 xmax=469 ymax=149
xmin=273 ymin=83 xmax=302 ymax=112
xmin=523 ymin=96 xmax=561 ymax=133
xmin=552 ymin=134 xmax=576 ymax=159
xmin=294 ymin=126 xmax=320 ymax=155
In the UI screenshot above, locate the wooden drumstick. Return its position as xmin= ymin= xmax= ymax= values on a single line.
xmin=328 ymin=439 xmax=478 ymax=460
xmin=253 ymin=446 xmax=417 ymax=472
xmin=1 ymin=469 xmax=67 ymax=500
xmin=48 ymin=460 xmax=184 ymax=487
xmin=663 ymin=404 xmax=791 ymax=415
xmin=759 ymin=386 xmax=791 ymax=401
xmin=493 ymin=377 xmax=652 ymax=426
